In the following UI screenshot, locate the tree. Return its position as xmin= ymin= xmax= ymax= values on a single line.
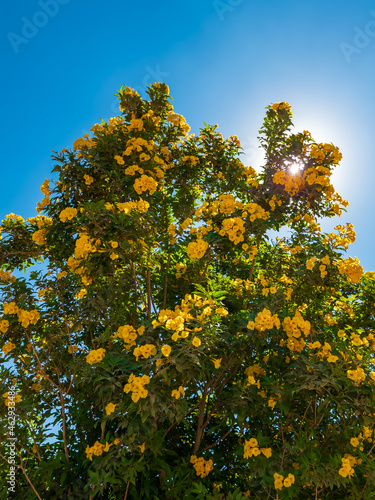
xmin=0 ymin=83 xmax=374 ymax=500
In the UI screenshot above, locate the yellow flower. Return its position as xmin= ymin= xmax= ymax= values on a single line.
xmin=2 ymin=341 xmax=16 ymax=355
xmin=32 ymin=229 xmax=47 ymax=245
xmin=3 ymin=393 xmax=21 ymax=406
xmin=161 ymin=345 xmax=171 ymax=357
xmin=124 ymin=373 xmax=150 ymax=402
xmin=347 ymin=367 xmax=366 ymax=385
xmin=138 ymin=442 xmax=146 ymax=453
xmin=261 ymin=448 xmax=272 ymax=458
xmin=17 ymin=309 xmax=40 ymax=328
xmin=114 ymin=155 xmax=125 ymax=165
xmin=81 ymin=276 xmax=93 ymax=286
xmin=283 ymin=473 xmax=295 ymax=488
xmin=192 ymin=336 xmax=201 ymax=347
xmin=187 ymin=239 xmax=209 ymax=259
xmin=133 ymin=175 xmax=158 ymax=195
xmin=86 ymin=348 xmax=106 ymax=365
xmin=309 ymin=341 xmax=321 ymax=349
xmin=59 ymin=207 xmax=77 ymax=222
xmin=190 ymin=455 xmax=213 ymax=478
xmin=133 ymin=344 xmax=157 ymax=361
xmin=327 ymin=354 xmax=338 ymax=363
xmin=105 ymin=403 xmax=117 ymax=415
xmin=274 ymin=473 xmax=284 ymax=490
xmin=350 ymin=437 xmax=360 ymax=447
xmin=75 ymin=288 xmax=87 ymax=300
xmin=215 ymin=307 xmax=228 ymax=317
xmin=85 ymin=441 xmax=105 ymax=461
xmin=306 ymin=256 xmax=317 ymax=270
xmin=268 ymin=398 xmax=276 ymax=409
xmin=339 ymin=457 xmax=355 ymax=478
xmin=212 ymin=358 xmax=222 ymax=369
xmin=84 ymin=174 xmax=94 ymax=185
xmin=171 ymin=386 xmax=185 ymax=399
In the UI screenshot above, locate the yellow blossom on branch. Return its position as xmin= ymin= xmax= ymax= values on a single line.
xmin=86 ymin=348 xmax=106 ymax=365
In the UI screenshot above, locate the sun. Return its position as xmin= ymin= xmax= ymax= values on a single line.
xmin=288 ymin=161 xmax=304 ymax=175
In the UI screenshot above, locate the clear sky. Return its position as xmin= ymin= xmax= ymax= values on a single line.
xmin=2 ymin=0 xmax=375 ymax=270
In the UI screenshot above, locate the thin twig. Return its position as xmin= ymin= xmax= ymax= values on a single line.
xmin=10 ymin=447 xmax=43 ymax=500
xmin=203 ymin=422 xmax=236 ymax=451
xmin=193 ymin=383 xmax=208 ymax=454
xmin=163 ymin=253 xmax=171 ymax=310
xmin=124 ymin=480 xmax=130 ymax=500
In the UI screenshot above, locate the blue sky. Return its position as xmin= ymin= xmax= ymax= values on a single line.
xmin=2 ymin=0 xmax=375 ymax=270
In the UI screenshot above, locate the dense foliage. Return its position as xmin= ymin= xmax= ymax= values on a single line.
xmin=0 ymin=83 xmax=374 ymax=499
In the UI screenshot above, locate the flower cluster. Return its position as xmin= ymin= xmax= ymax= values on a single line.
xmin=166 ymin=112 xmax=190 ymax=135
xmin=274 ymin=472 xmax=295 ymax=490
xmin=3 ymin=303 xmax=40 ymax=328
xmin=36 ymin=179 xmax=51 ymax=212
xmin=186 ymin=239 xmax=209 ymax=259
xmin=339 ymin=455 xmax=357 ymax=478
xmin=271 ymin=102 xmax=292 ymax=114
xmin=32 ymin=229 xmax=47 ymax=245
xmin=247 ymin=308 xmax=280 ymax=332
xmin=306 ymin=256 xmax=317 ymax=270
xmin=190 ymin=455 xmax=214 ymax=478
xmin=283 ymin=310 xmax=310 ymax=352
xmin=86 ymin=348 xmax=106 ymax=365
xmin=2 ymin=341 xmax=16 ymax=354
xmin=219 ymin=217 xmax=245 ymax=244
xmin=273 ymin=170 xmax=304 ymax=196
xmin=337 ymin=256 xmax=363 ymax=284
xmin=243 ymin=202 xmax=269 ymax=222
xmin=0 ymin=319 xmax=9 ymax=333
xmin=124 ymin=373 xmax=150 ymax=402
xmin=245 ymin=364 xmax=265 ymax=388
xmin=3 ymin=393 xmax=21 ymax=406
xmin=243 ymin=438 xmax=271 ymax=459
xmin=218 ymin=193 xmax=242 ymax=214
xmin=73 ymin=135 xmax=96 ymax=152
xmin=133 ymin=344 xmax=157 ymax=361
xmin=323 ymin=222 xmax=356 ymax=250
xmin=85 ymin=440 xmax=116 ymax=461
xmin=113 ymin=324 xmax=143 ymax=349
xmin=74 ymin=233 xmax=97 ymax=260
xmin=171 ymin=386 xmax=185 ymax=399
xmin=0 ymin=270 xmax=15 ymax=282
xmin=309 ymin=341 xmax=339 ymax=363
xmin=347 ymin=367 xmax=366 ymax=386
xmin=133 ymin=175 xmax=158 ymax=195
xmin=59 ymin=207 xmax=78 ymax=222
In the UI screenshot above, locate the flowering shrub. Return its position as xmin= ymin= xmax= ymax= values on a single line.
xmin=0 ymin=83 xmax=374 ymax=499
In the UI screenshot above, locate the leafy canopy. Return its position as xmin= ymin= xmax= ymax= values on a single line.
xmin=0 ymin=83 xmax=374 ymax=499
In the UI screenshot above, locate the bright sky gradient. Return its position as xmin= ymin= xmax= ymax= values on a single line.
xmin=2 ymin=0 xmax=375 ymax=270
